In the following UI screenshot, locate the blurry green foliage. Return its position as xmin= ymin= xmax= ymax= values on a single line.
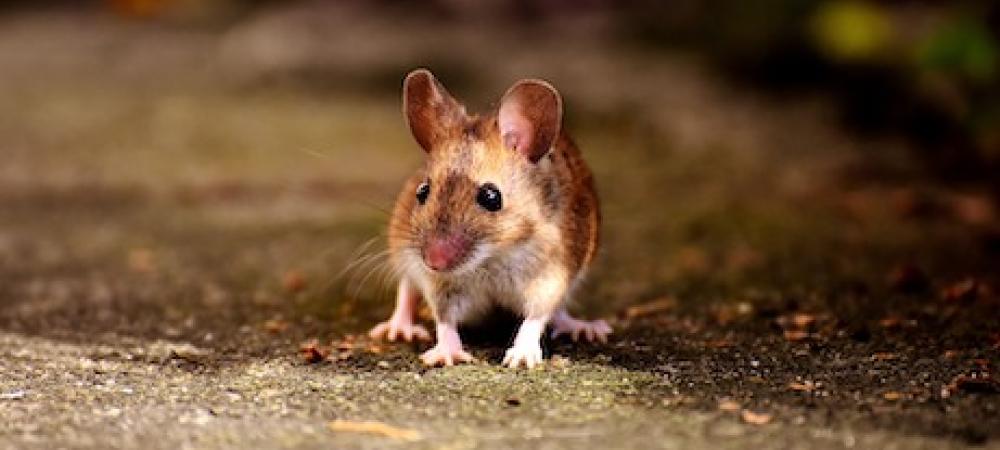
xmin=917 ymin=18 xmax=998 ymax=82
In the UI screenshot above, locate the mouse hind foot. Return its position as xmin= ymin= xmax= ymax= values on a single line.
xmin=549 ymin=309 xmax=612 ymax=343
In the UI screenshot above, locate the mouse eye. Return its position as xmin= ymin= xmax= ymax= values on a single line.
xmin=416 ymin=181 xmax=430 ymax=205
xmin=476 ymin=183 xmax=502 ymax=212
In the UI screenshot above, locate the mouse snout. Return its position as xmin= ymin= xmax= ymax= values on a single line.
xmin=423 ymin=233 xmax=471 ymax=272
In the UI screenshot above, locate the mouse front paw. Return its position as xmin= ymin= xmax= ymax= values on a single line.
xmin=502 ymin=343 xmax=544 ymax=369
xmin=368 ymin=319 xmax=431 ymax=343
xmin=420 ymin=344 xmax=474 ymax=367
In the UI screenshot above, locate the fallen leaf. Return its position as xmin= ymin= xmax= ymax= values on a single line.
xmin=783 ymin=330 xmax=811 ymax=342
xmin=328 ymin=420 xmax=421 ymax=441
xmin=707 ymin=338 xmax=734 ymax=348
xmin=282 ymin=270 xmax=307 ymax=293
xmin=942 ymin=372 xmax=1000 ymax=398
xmin=871 ymin=352 xmax=897 ymax=361
xmin=789 ymin=381 xmax=816 ymax=392
xmin=955 ymin=375 xmax=999 ymax=393
xmin=741 ymin=409 xmax=773 ymax=425
xmin=299 ymin=339 xmax=329 ymax=364
xmin=882 ymin=391 xmax=904 ymax=401
xmin=623 ymin=297 xmax=677 ymax=319
xmin=789 ymin=313 xmax=816 ymax=329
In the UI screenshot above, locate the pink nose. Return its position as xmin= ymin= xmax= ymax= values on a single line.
xmin=424 ymin=234 xmax=470 ymax=271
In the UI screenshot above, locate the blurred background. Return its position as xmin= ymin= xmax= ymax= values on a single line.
xmin=1 ymin=0 xmax=998 ymax=344
xmin=2 ymin=1 xmax=1000 ymax=446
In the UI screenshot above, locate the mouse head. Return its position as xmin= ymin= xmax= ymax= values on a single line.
xmin=397 ymin=68 xmax=563 ymax=275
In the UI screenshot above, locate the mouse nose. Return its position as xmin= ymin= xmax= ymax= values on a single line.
xmin=424 ymin=233 xmax=471 ymax=272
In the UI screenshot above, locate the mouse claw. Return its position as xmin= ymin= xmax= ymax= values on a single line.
xmin=368 ymin=320 xmax=431 ymax=342
xmin=550 ymin=317 xmax=612 ymax=344
xmin=420 ymin=345 xmax=475 ymax=367
xmin=502 ymin=343 xmax=544 ymax=369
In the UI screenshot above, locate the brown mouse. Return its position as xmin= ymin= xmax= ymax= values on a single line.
xmin=368 ymin=68 xmax=611 ymax=368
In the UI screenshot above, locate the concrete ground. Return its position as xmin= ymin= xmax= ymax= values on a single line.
xmin=1 ymin=4 xmax=998 ymax=449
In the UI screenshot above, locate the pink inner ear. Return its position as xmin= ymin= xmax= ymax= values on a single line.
xmin=499 ymin=107 xmax=533 ymax=155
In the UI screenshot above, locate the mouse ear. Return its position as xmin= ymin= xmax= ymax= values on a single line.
xmin=498 ymin=79 xmax=562 ymax=163
xmin=403 ymin=69 xmax=466 ymax=153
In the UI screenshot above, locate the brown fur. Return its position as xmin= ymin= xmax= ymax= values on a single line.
xmin=388 ymin=70 xmax=599 ymax=327
xmin=388 ymin=116 xmax=599 ymax=285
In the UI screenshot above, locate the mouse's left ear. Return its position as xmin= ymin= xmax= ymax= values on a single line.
xmin=499 ymin=79 xmax=562 ymax=163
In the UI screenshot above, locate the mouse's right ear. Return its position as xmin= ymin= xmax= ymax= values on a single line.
xmin=403 ymin=69 xmax=466 ymax=153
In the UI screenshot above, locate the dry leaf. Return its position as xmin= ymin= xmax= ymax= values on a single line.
xmin=328 ymin=420 xmax=421 ymax=441
xmin=623 ymin=297 xmax=677 ymax=319
xmin=741 ymin=409 xmax=773 ymax=425
xmin=707 ymin=339 xmax=734 ymax=348
xmin=789 ymin=381 xmax=816 ymax=392
xmin=299 ymin=339 xmax=329 ymax=364
xmin=789 ymin=313 xmax=816 ymax=329
xmin=871 ymin=352 xmax=897 ymax=361
xmin=882 ymin=391 xmax=904 ymax=401
xmin=783 ymin=330 xmax=811 ymax=342
xmin=942 ymin=373 xmax=1000 ymax=398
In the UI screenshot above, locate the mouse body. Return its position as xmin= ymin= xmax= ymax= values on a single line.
xmin=368 ymin=69 xmax=611 ymax=368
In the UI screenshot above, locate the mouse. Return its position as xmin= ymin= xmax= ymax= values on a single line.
xmin=368 ymin=68 xmax=611 ymax=368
